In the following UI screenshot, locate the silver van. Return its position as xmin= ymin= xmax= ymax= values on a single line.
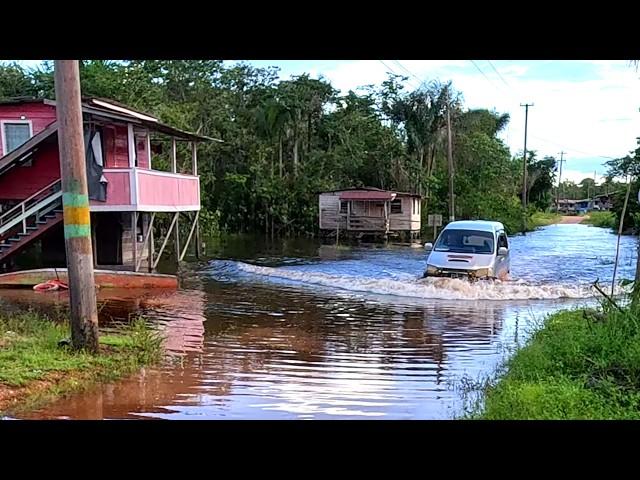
xmin=423 ymin=220 xmax=510 ymax=280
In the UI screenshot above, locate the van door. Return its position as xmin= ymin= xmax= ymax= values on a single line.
xmin=496 ymin=231 xmax=510 ymax=279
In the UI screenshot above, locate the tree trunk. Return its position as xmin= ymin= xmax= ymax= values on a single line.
xmin=279 ymin=136 xmax=283 ymax=178
xmin=293 ymin=128 xmax=299 ymax=177
xmin=307 ymin=114 xmax=312 ymax=157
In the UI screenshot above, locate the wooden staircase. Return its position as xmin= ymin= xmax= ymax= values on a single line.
xmin=0 ymin=180 xmax=63 ymax=265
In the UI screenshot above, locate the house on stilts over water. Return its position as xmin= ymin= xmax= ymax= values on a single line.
xmin=318 ymin=187 xmax=422 ymax=242
xmin=0 ymin=97 xmax=219 ymax=274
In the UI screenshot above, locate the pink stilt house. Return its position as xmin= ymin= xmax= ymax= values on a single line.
xmin=0 ymin=97 xmax=218 ymax=272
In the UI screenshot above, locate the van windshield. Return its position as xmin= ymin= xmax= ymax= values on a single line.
xmin=434 ymin=229 xmax=495 ymax=254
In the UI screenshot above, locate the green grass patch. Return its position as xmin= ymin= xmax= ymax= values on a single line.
xmin=582 ymin=211 xmax=617 ymax=229
xmin=0 ymin=309 xmax=163 ymax=415
xmin=469 ymin=306 xmax=640 ymax=419
xmin=528 ymin=211 xmax=561 ymax=229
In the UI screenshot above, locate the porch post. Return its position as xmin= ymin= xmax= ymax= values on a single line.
xmin=192 ymin=142 xmax=200 ymax=258
xmin=171 ymin=137 xmax=177 ymax=173
xmin=127 ymin=124 xmax=136 ymax=168
xmin=191 ymin=141 xmax=198 ymax=176
xmin=384 ymin=201 xmax=389 ymax=233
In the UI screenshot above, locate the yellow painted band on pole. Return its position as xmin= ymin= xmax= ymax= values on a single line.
xmin=63 ymin=205 xmax=91 ymax=226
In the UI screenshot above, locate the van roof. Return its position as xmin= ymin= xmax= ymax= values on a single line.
xmin=442 ymin=220 xmax=505 ymax=233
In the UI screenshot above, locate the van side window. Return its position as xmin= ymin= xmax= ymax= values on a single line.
xmin=498 ymin=232 xmax=509 ymax=249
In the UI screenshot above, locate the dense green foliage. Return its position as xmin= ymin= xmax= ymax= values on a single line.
xmin=470 ymin=304 xmax=640 ymax=419
xmin=601 ymin=139 xmax=640 ymax=232
xmin=582 ymin=211 xmax=617 ymax=229
xmin=0 ymin=61 xmax=560 ymax=236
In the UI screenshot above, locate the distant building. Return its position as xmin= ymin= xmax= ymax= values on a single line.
xmin=318 ymin=187 xmax=421 ymax=240
xmin=555 ymin=192 xmax=614 ymax=214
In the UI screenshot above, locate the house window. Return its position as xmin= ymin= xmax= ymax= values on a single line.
xmin=2 ymin=121 xmax=32 ymax=158
xmin=340 ymin=201 xmax=348 ymax=214
xmin=391 ymin=199 xmax=402 ymax=214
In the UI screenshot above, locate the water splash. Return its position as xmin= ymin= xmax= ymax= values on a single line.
xmin=232 ymin=262 xmax=610 ymax=301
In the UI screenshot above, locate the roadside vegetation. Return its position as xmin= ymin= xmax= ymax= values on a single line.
xmin=0 ymin=309 xmax=163 ymax=416
xmin=528 ymin=211 xmax=561 ymax=229
xmin=467 ymin=297 xmax=640 ymax=419
xmin=582 ymin=211 xmax=617 ymax=229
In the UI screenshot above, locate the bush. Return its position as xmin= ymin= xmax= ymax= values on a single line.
xmin=583 ymin=211 xmax=617 ymax=229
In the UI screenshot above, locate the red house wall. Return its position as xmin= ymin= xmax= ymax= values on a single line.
xmin=0 ymin=103 xmax=57 ymax=157
xmin=102 ymin=125 xmax=130 ymax=168
xmin=0 ymin=141 xmax=60 ymax=200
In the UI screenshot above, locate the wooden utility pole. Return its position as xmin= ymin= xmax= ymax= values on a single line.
xmin=54 ymin=60 xmax=99 ymax=353
xmin=521 ymin=103 xmax=533 ymax=232
xmin=446 ymin=103 xmax=455 ymax=222
xmin=556 ymin=151 xmax=566 ymax=212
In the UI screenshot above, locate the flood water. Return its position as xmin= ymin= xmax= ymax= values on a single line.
xmin=6 ymin=223 xmax=639 ymax=419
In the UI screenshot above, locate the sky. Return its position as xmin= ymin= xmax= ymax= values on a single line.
xmin=7 ymin=59 xmax=640 ymax=184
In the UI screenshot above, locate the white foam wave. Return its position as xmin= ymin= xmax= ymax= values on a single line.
xmin=236 ymin=263 xmax=616 ymax=301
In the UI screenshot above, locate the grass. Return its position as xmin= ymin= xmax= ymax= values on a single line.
xmin=467 ymin=302 xmax=640 ymax=419
xmin=582 ymin=211 xmax=617 ymax=229
xmin=528 ymin=211 xmax=562 ymax=229
xmin=0 ymin=309 xmax=163 ymax=415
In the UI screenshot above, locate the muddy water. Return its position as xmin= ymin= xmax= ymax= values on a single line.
xmin=8 ymin=223 xmax=639 ymax=419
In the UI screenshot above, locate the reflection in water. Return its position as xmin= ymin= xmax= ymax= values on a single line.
xmin=7 ymin=224 xmax=636 ymax=419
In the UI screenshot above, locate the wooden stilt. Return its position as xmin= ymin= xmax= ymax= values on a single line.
xmin=131 ymin=212 xmax=138 ymax=272
xmin=148 ymin=213 xmax=155 ymax=273
xmin=154 ymin=212 xmax=179 ymax=270
xmin=179 ymin=211 xmax=200 ymax=261
xmin=174 ymin=212 xmax=180 ymax=266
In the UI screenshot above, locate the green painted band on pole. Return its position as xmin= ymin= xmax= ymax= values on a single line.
xmin=64 ymin=224 xmax=91 ymax=239
xmin=62 ymin=192 xmax=89 ymax=208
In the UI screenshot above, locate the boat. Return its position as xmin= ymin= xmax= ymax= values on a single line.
xmin=0 ymin=268 xmax=178 ymax=289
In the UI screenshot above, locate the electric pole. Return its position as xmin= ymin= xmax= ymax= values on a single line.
xmin=556 ymin=151 xmax=566 ymax=212
xmin=446 ymin=102 xmax=455 ymax=222
xmin=521 ymin=103 xmax=533 ymax=232
xmin=54 ymin=60 xmax=99 ymax=353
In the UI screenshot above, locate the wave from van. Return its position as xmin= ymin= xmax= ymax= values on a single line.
xmin=233 ymin=262 xmax=611 ymax=301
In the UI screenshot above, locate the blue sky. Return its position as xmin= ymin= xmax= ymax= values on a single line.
xmin=6 ymin=59 xmax=640 ymax=184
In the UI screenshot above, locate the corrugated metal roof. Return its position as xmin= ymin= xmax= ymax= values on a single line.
xmin=339 ymin=190 xmax=396 ymax=201
xmin=0 ymin=97 xmax=222 ymax=143
xmin=322 ymin=187 xmax=421 ymax=198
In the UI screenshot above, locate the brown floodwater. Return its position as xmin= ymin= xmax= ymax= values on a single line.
xmin=4 ymin=224 xmax=638 ymax=419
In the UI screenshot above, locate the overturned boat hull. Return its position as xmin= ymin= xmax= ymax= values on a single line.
xmin=0 ymin=268 xmax=178 ymax=289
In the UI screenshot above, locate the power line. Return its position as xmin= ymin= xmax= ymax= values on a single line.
xmin=386 ymin=60 xmax=618 ymax=162
xmin=469 ymin=60 xmax=502 ymax=93
xmin=378 ymin=60 xmax=422 ymax=90
xmin=528 ymin=134 xmax=617 ymax=159
xmin=392 ymin=60 xmax=425 ymax=88
xmin=487 ymin=60 xmax=511 ymax=89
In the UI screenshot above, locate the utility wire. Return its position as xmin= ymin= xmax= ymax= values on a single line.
xmin=487 ymin=60 xmax=512 ymax=89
